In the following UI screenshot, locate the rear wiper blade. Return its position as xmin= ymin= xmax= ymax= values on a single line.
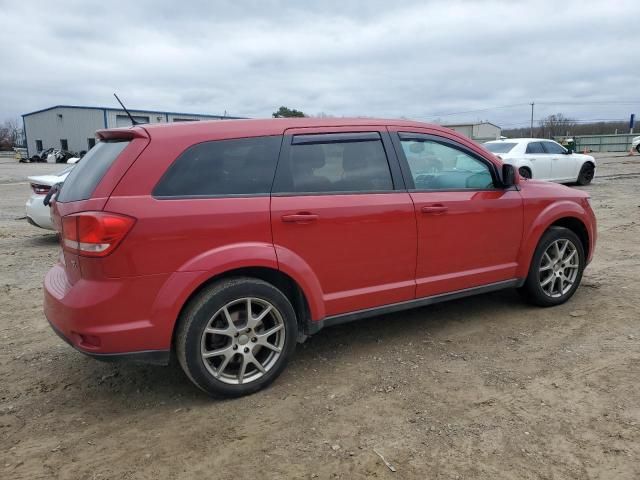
xmin=43 ymin=182 xmax=63 ymax=206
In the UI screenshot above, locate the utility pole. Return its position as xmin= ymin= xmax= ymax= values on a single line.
xmin=530 ymin=102 xmax=535 ymax=137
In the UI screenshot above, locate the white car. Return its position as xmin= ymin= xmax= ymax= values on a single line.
xmin=632 ymin=136 xmax=640 ymax=154
xmin=484 ymin=138 xmax=596 ymax=185
xmin=25 ymin=165 xmax=73 ymax=229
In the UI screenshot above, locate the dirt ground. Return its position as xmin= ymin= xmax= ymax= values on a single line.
xmin=1 ymin=153 xmax=639 ymax=480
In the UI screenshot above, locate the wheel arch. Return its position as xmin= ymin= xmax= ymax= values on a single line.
xmin=518 ymin=165 xmax=532 ymax=178
xmin=516 ymin=202 xmax=592 ymax=278
xmin=549 ymin=217 xmax=590 ymax=260
xmin=169 ymin=266 xmax=313 ymax=352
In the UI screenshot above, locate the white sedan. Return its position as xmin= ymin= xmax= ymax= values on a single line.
xmin=484 ymin=138 xmax=596 ymax=185
xmin=25 ymin=165 xmax=73 ymax=229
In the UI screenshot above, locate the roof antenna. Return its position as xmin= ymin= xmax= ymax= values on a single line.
xmin=113 ymin=93 xmax=138 ymax=125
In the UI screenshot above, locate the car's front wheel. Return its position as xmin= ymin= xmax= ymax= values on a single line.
xmin=520 ymin=227 xmax=585 ymax=307
xmin=176 ymin=277 xmax=297 ymax=397
xmin=576 ymin=162 xmax=595 ymax=185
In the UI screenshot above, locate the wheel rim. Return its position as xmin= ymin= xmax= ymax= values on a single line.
xmin=519 ymin=167 xmax=532 ymax=179
xmin=582 ymin=165 xmax=594 ymax=182
xmin=538 ymin=239 xmax=580 ymax=298
xmin=200 ymin=297 xmax=285 ymax=385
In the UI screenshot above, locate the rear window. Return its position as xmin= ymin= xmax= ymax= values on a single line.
xmin=153 ymin=136 xmax=281 ymax=197
xmin=484 ymin=142 xmax=516 ymax=153
xmin=525 ymin=142 xmax=545 ymax=154
xmin=57 ymin=140 xmax=129 ymax=202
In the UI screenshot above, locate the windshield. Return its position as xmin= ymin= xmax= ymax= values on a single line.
xmin=484 ymin=142 xmax=517 ymax=153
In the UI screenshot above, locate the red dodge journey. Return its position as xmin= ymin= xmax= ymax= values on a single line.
xmin=44 ymin=118 xmax=597 ymax=397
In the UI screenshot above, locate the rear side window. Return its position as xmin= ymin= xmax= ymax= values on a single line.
xmin=154 ymin=136 xmax=282 ymax=197
xmin=541 ymin=141 xmax=566 ymax=154
xmin=525 ymin=142 xmax=545 ymax=154
xmin=57 ymin=140 xmax=129 ymax=202
xmin=273 ymin=133 xmax=394 ymax=193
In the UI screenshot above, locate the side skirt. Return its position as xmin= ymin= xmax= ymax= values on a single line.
xmin=305 ymin=279 xmax=525 ymax=335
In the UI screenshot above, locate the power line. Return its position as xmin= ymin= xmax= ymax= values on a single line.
xmin=428 ymin=103 xmax=530 ymax=117
xmin=427 ymin=100 xmax=640 ymax=119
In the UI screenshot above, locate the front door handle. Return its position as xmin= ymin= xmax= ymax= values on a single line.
xmin=421 ymin=205 xmax=448 ymax=215
xmin=281 ymin=213 xmax=319 ymax=223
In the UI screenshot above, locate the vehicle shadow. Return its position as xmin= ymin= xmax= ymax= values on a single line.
xmin=38 ymin=288 xmax=529 ymax=410
xmin=24 ymin=233 xmax=59 ymax=246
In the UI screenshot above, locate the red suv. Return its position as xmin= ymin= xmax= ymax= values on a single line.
xmin=44 ymin=118 xmax=596 ymax=397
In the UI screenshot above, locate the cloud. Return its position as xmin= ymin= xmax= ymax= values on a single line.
xmin=1 ymin=0 xmax=638 ymax=128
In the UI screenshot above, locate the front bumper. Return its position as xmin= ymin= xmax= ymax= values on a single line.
xmin=43 ymin=264 xmax=172 ymax=365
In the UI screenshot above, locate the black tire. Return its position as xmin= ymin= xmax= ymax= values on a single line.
xmin=576 ymin=162 xmax=595 ymax=185
xmin=176 ymin=277 xmax=297 ymax=398
xmin=519 ymin=226 xmax=585 ymax=307
xmin=518 ymin=167 xmax=532 ymax=179
xmin=635 ymin=144 xmax=640 ymax=154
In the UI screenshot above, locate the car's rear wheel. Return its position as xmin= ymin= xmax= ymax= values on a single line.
xmin=518 ymin=166 xmax=532 ymax=179
xmin=176 ymin=277 xmax=297 ymax=397
xmin=635 ymin=144 xmax=640 ymax=154
xmin=576 ymin=162 xmax=595 ymax=185
xmin=520 ymin=227 xmax=585 ymax=307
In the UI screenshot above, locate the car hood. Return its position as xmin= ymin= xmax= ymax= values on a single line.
xmin=27 ymin=172 xmax=70 ymax=186
xmin=520 ymin=178 xmax=589 ymax=197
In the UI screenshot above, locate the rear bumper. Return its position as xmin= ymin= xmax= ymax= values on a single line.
xmin=47 ymin=319 xmax=169 ymax=365
xmin=26 ymin=195 xmax=54 ymax=230
xmin=43 ymin=264 xmax=172 ymax=364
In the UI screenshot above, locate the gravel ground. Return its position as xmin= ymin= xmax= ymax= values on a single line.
xmin=1 ymin=154 xmax=639 ymax=479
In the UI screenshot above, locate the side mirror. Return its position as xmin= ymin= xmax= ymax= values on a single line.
xmin=502 ymin=164 xmax=517 ymax=188
xmin=565 ymin=148 xmax=573 ymax=154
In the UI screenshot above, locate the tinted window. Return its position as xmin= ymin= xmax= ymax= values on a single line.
xmin=154 ymin=136 xmax=281 ymax=197
xmin=541 ymin=141 xmax=566 ymax=154
xmin=274 ymin=135 xmax=393 ymax=193
xmin=58 ymin=140 xmax=129 ymax=202
xmin=525 ymin=142 xmax=545 ymax=154
xmin=484 ymin=142 xmax=517 ymax=153
xmin=400 ymin=138 xmax=494 ymax=190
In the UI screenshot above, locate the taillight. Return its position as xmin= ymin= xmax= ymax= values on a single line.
xmin=31 ymin=183 xmax=51 ymax=195
xmin=61 ymin=212 xmax=135 ymax=257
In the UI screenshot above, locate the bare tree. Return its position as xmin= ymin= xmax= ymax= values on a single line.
xmin=0 ymin=119 xmax=22 ymax=150
xmin=538 ymin=113 xmax=577 ymax=138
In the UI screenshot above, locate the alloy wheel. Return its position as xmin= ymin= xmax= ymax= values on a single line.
xmin=200 ymin=297 xmax=285 ymax=385
xmin=538 ymin=239 xmax=580 ymax=298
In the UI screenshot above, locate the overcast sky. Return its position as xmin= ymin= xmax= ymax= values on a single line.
xmin=1 ymin=0 xmax=638 ymax=128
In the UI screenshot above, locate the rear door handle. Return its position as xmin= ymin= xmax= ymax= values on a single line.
xmin=281 ymin=213 xmax=319 ymax=223
xmin=421 ymin=205 xmax=448 ymax=215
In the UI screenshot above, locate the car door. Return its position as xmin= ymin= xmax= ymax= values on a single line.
xmin=271 ymin=128 xmax=417 ymax=317
xmin=525 ymin=141 xmax=552 ymax=179
xmin=390 ymin=129 xmax=523 ymax=298
xmin=541 ymin=141 xmax=573 ymax=181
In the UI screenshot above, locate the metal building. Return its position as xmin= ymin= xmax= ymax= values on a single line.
xmin=22 ymin=105 xmax=244 ymax=157
xmin=442 ymin=122 xmax=502 ymax=143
